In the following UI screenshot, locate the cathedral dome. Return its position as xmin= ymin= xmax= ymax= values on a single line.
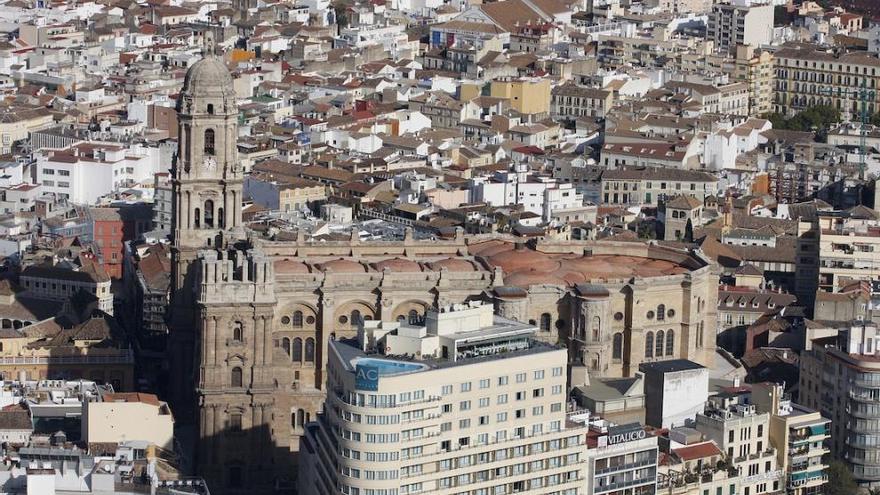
xmin=182 ymin=55 xmax=234 ymax=97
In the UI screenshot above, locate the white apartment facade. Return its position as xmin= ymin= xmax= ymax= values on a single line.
xmin=696 ymin=393 xmax=784 ymax=495
xmin=708 ymin=0 xmax=774 ymax=54
xmin=300 ymin=303 xmax=590 ymax=495
xmin=35 ymin=143 xmax=163 ymax=204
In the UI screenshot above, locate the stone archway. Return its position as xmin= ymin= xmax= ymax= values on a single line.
xmin=333 ymin=300 xmax=376 ymax=334
xmin=391 ymin=300 xmax=429 ymax=325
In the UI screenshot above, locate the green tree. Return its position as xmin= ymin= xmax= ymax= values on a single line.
xmin=825 ymin=461 xmax=859 ymax=495
xmin=764 ymin=105 xmax=841 ymax=140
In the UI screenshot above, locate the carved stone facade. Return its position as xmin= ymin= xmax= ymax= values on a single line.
xmin=168 ymin=56 xmax=720 ymax=494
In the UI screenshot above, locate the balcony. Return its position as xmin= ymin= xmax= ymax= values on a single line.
xmin=788 ymin=470 xmax=827 ymax=488
xmin=595 ymin=475 xmax=656 ymax=494
xmin=734 ymin=449 xmax=776 ymax=464
xmin=595 ymin=456 xmax=657 ymax=475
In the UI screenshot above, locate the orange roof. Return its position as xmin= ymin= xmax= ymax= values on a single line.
xmin=673 ymin=441 xmax=722 ymax=461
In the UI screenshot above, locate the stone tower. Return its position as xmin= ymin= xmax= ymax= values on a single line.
xmin=169 ymin=38 xmax=244 ymax=417
xmin=169 ymin=41 xmax=277 ymax=493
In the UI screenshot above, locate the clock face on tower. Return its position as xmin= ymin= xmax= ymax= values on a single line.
xmin=203 ymin=155 xmax=217 ymax=172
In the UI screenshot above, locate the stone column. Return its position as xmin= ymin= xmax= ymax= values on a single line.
xmin=212 ymin=405 xmax=222 ymax=455
xmin=263 ymin=316 xmax=272 ymax=366
xmin=380 ymin=295 xmax=394 ymax=321
xmin=254 ymin=316 xmax=262 ymax=366
xmin=205 ymin=405 xmax=216 ymax=464
xmin=318 ymin=296 xmax=335 ymax=389
xmin=210 ymin=316 xmax=220 ymax=367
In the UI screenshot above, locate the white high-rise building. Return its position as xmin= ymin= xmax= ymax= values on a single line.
xmin=707 ymin=0 xmax=774 ymax=54
xmin=299 ymin=302 xmax=591 ymax=495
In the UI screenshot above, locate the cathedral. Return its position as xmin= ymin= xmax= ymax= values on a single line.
xmin=169 ymin=52 xmax=720 ymax=493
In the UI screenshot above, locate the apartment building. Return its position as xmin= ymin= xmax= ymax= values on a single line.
xmin=153 ymin=173 xmax=172 ymax=231
xmin=751 ymin=383 xmax=830 ymax=495
xmin=299 ymin=302 xmax=589 ymax=495
xmin=36 ymin=143 xmax=163 ymax=204
xmin=708 ymin=0 xmax=774 ymax=55
xmin=665 ymin=80 xmax=750 ymax=116
xmin=551 ymin=82 xmax=614 ymax=120
xmin=19 ymin=259 xmax=113 ymax=314
xmin=657 ymin=439 xmax=742 ymax=495
xmin=490 ymin=77 xmax=552 ymax=116
xmin=695 ymin=392 xmax=784 ymax=495
xmin=799 ymin=323 xmax=880 ymax=489
xmin=774 ymin=47 xmax=880 ymax=117
xmin=600 ymin=167 xmax=718 ymax=206
xmin=583 ymin=419 xmax=659 ymax=495
xmin=734 ymin=45 xmax=775 ymax=116
xmin=82 ymin=392 xmax=174 ymax=451
xmin=813 ymin=207 xmax=880 ymax=292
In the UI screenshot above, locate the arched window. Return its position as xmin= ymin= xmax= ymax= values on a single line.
xmin=656 ymin=304 xmax=665 ymax=321
xmin=645 ymin=332 xmax=654 ymax=358
xmin=591 ymin=316 xmax=601 ymax=341
xmin=282 ymin=337 xmax=290 ymax=356
xmin=204 ymin=128 xmax=215 ymax=155
xmin=296 ymin=409 xmax=305 ymax=428
xmin=540 ymin=313 xmax=552 ymax=332
xmin=232 ymin=321 xmax=242 ymax=342
xmin=666 ymin=329 xmax=675 ymax=356
xmin=305 ymin=338 xmax=315 ymax=362
xmin=656 ymin=330 xmax=665 ymax=357
xmin=408 ymin=309 xmax=419 ymax=324
xmin=612 ymin=333 xmax=623 ymax=360
xmin=292 ymin=338 xmax=302 ymax=361
xmin=231 ymin=367 xmax=243 ymax=387
xmin=293 ymin=311 xmax=303 ymax=327
xmin=207 ymin=103 xmax=214 ymax=115
xmin=194 ymin=207 xmax=201 ymax=228
xmin=204 ymin=199 xmax=214 ymax=228
xmin=351 ymin=310 xmax=361 ymax=326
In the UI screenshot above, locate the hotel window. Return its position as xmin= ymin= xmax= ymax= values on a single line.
xmin=461 ymin=382 xmax=471 ymax=392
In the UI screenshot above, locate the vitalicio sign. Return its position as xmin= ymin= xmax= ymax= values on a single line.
xmin=606 ymin=423 xmax=647 ymax=445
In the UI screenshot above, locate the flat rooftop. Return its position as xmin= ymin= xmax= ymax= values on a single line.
xmin=332 ymin=336 xmax=561 ymax=374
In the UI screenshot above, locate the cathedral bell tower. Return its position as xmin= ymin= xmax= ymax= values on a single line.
xmin=169 ymin=33 xmax=244 ymax=420
xmin=173 ymin=34 xmax=242 ymax=252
